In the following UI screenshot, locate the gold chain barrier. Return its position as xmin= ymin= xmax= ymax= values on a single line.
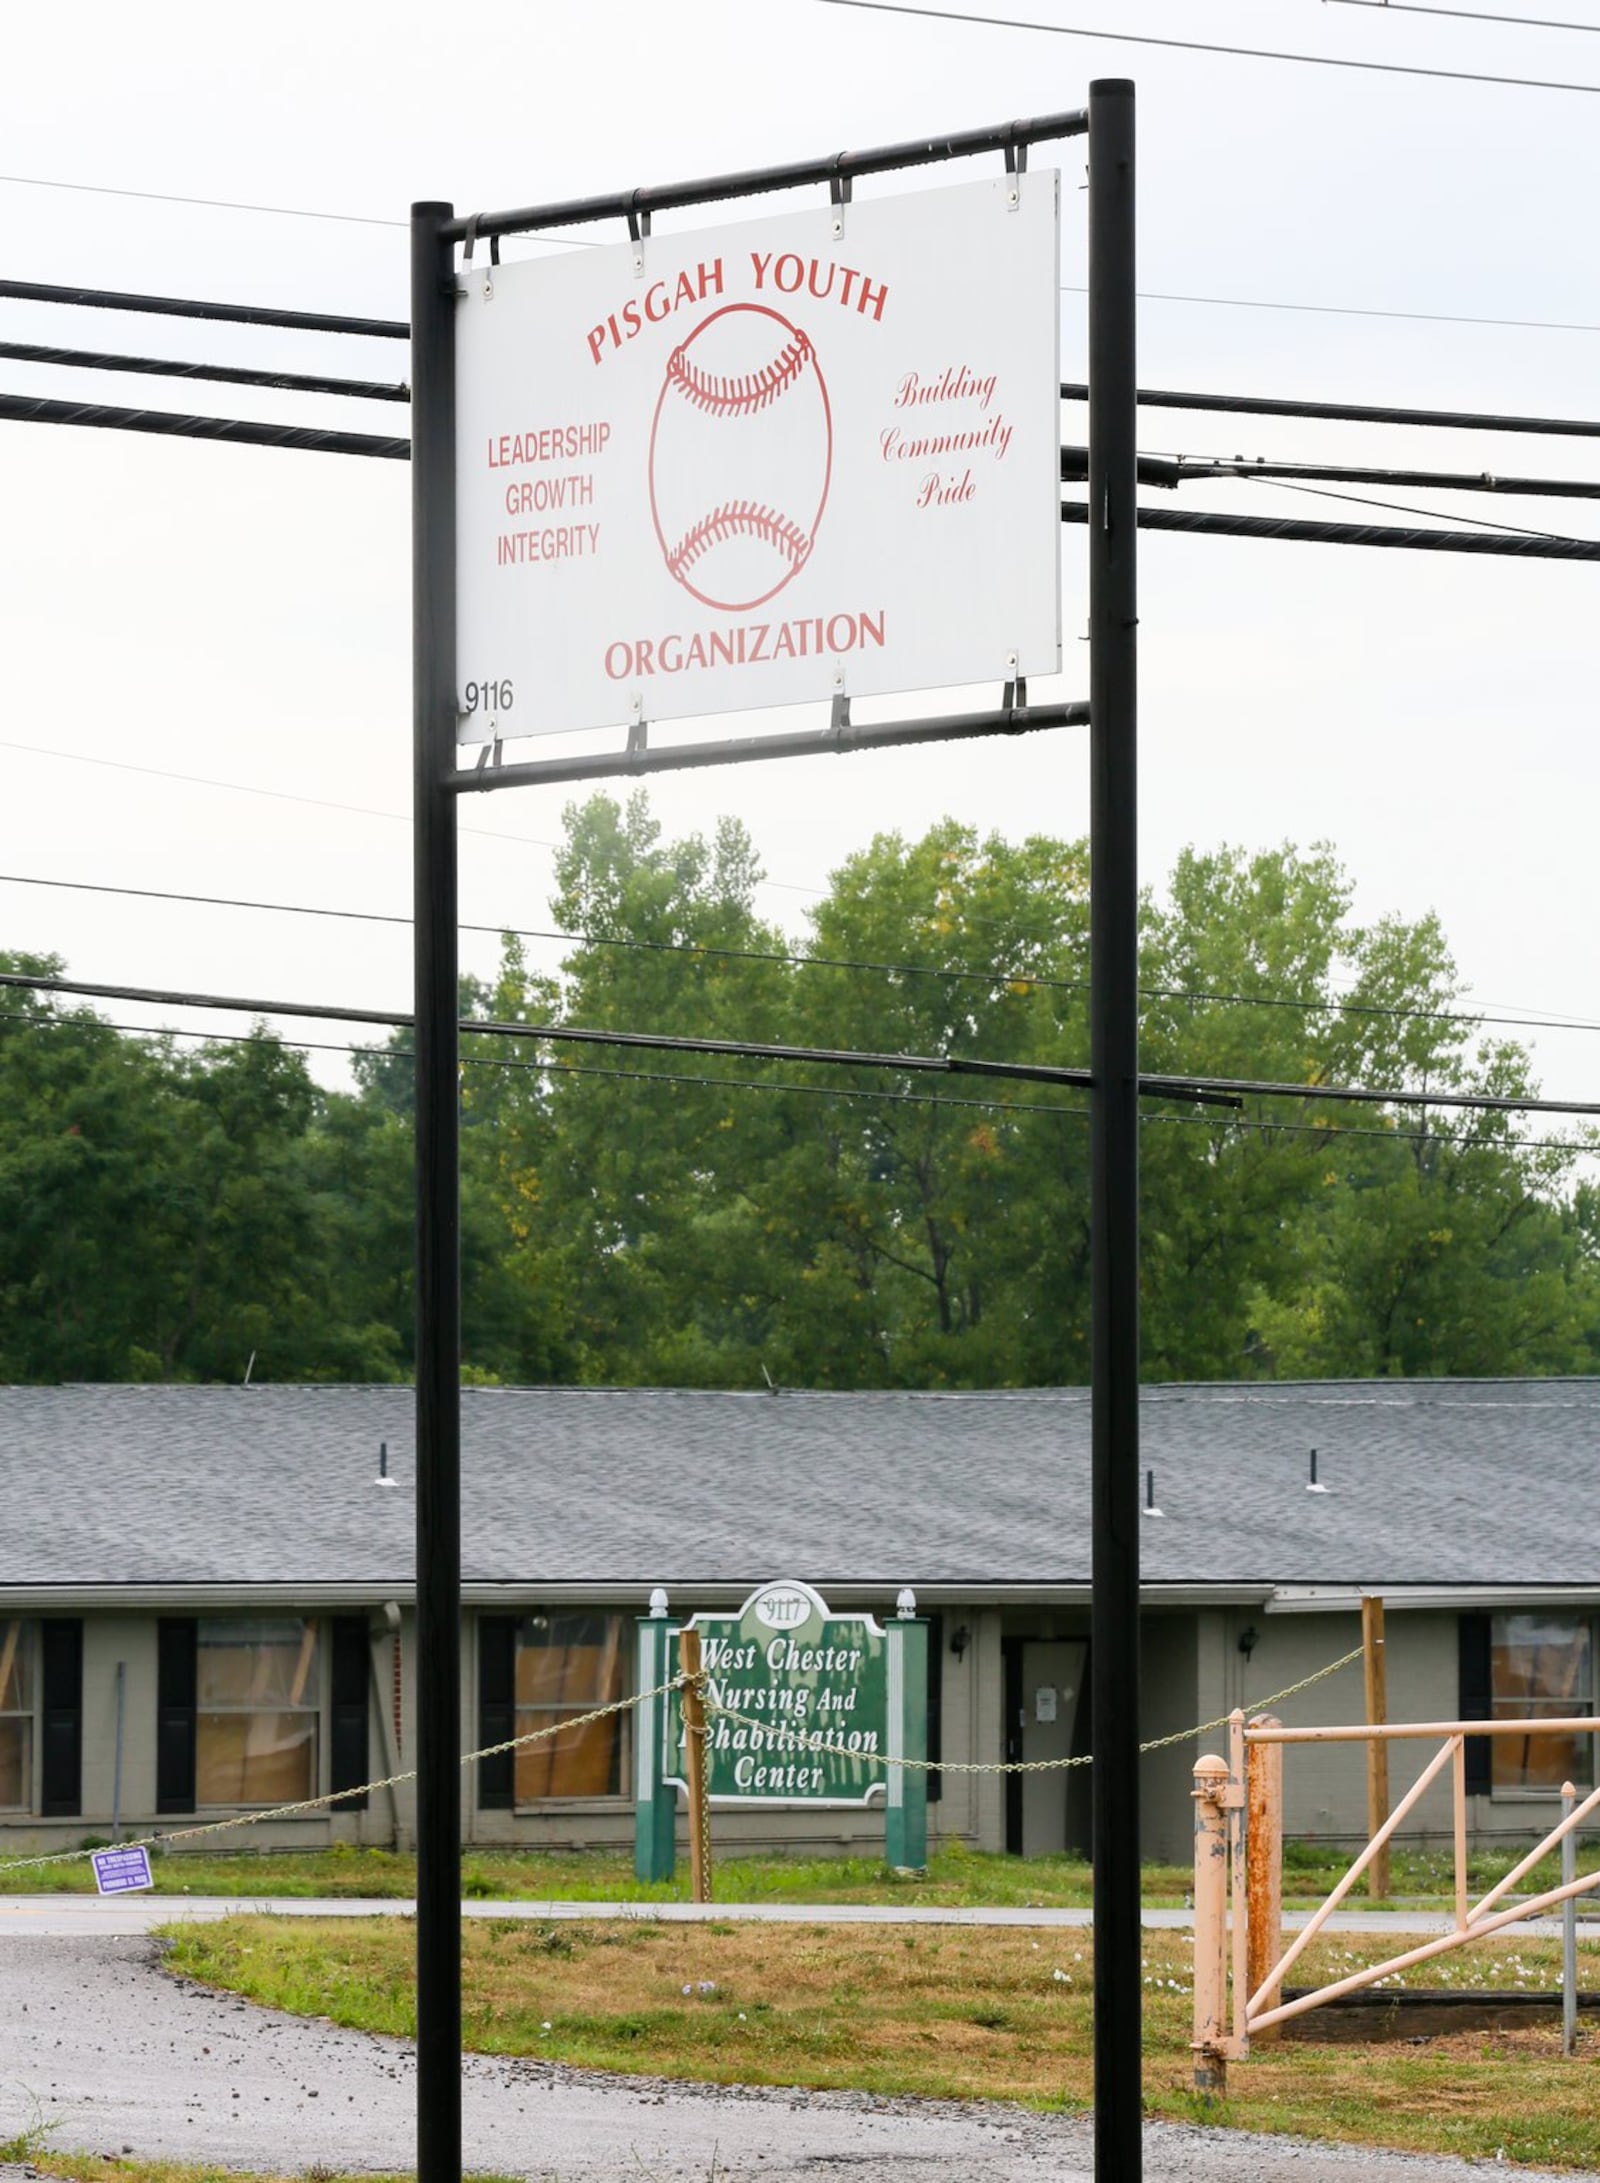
xmin=0 ymin=1643 xmax=1363 ymax=1879
xmin=0 ymin=1672 xmax=692 ymax=1878
xmin=699 ymin=1643 xmax=1365 ymax=1776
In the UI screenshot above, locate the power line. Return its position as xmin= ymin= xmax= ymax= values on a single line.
xmin=8 ymin=967 xmax=1600 ymax=1117
xmin=0 ymin=741 xmax=564 ymax=858
xmin=0 ymin=340 xmax=408 ymax=403
xmin=1061 ymin=497 xmax=1600 ymax=559
xmin=42 ymin=1014 xmax=1095 ymax=1124
xmin=814 ymin=0 xmax=1600 ymax=91
xmin=1234 ymin=473 xmax=1595 ymax=542
xmin=0 ymin=173 xmax=408 ymax=229
xmin=18 ymin=1007 xmax=1592 ymax=1158
xmin=0 ymin=391 xmax=406 ymax=458
xmin=0 ymin=279 xmax=407 ymax=340
xmin=13 ymin=865 xmax=1599 ymax=1039
xmin=1064 ymin=285 xmax=1600 ymax=335
xmin=1174 ymin=455 xmax=1600 ymax=502
xmin=0 ymin=171 xmax=595 ymax=244
xmin=1324 ymin=1 xmax=1600 ymax=33
xmin=1062 ymin=382 xmax=1600 ymax=439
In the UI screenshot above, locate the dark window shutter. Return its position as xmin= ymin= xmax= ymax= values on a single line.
xmin=925 ymin=1613 xmax=943 ymax=1805
xmin=157 ymin=1618 xmax=197 ymax=1814
xmin=478 ymin=1616 xmax=516 ymax=1810
xmin=39 ymin=1619 xmax=83 ymax=1817
xmin=329 ymin=1618 xmax=370 ymax=1810
xmin=1002 ymin=1637 xmax=1024 ymax=1856
xmin=1459 ymin=1612 xmax=1492 ymax=1797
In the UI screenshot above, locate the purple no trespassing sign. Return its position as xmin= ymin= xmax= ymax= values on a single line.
xmin=90 ymin=1845 xmax=154 ymax=1895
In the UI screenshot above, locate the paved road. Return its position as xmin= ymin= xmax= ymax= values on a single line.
xmin=1 ymin=1891 xmax=1584 ymax=1937
xmin=0 ymin=1928 xmax=1577 ymax=2183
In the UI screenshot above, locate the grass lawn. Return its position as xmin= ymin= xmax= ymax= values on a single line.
xmin=4 ymin=1837 xmax=1596 ymax=1909
xmin=162 ymin=1913 xmax=1600 ymax=2170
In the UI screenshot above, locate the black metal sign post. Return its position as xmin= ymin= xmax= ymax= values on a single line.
xmin=409 ymin=198 xmax=463 ymax=2183
xmin=1086 ymin=77 xmax=1140 ymax=2183
xmin=409 ymin=85 xmax=1138 ymax=2183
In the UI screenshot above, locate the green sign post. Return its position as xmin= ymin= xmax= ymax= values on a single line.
xmin=634 ymin=1580 xmax=927 ymax=1880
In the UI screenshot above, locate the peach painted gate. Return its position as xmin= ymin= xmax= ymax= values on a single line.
xmin=1191 ymin=1709 xmax=1600 ymax=2092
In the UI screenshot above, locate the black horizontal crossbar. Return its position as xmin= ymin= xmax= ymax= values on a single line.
xmin=442 ymin=111 xmax=1087 ymax=243
xmin=453 ymin=701 xmax=1088 ymax=792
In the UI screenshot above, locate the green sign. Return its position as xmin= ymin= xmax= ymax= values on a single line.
xmin=665 ymin=1580 xmax=889 ymax=1806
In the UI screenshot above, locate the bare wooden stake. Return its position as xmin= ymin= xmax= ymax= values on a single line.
xmin=1363 ymin=1597 xmax=1390 ymax=1901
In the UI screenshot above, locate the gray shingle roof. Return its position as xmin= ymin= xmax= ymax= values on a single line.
xmin=1 ymin=1380 xmax=1595 ymax=1593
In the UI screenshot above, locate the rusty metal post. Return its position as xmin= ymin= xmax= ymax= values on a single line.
xmin=1363 ymin=1597 xmax=1390 ymax=1900
xmin=1563 ymin=1781 xmax=1579 ymax=2057
xmin=1246 ymin=1716 xmax=1284 ymax=2045
xmin=1192 ymin=1753 xmax=1230 ymax=2096
xmin=680 ymin=1626 xmax=712 ymax=1905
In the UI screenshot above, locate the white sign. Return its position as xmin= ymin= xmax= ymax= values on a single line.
xmin=453 ymin=172 xmax=1062 ymax=743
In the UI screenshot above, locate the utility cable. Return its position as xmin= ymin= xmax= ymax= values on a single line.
xmin=1061 ymin=499 xmax=1600 ymax=559
xmin=0 ymin=171 xmax=595 ymax=245
xmin=0 ymin=742 xmax=563 ymax=859
xmin=0 ymin=278 xmax=407 ymax=339
xmin=9 ymin=867 xmax=1592 ymax=1038
xmin=0 ymin=173 xmax=408 ymax=229
xmin=13 ymin=1007 xmax=1591 ymax=1157
xmin=8 ymin=967 xmax=1600 ymax=1117
xmin=0 ymin=339 xmax=408 ymax=402
xmin=813 ymin=0 xmax=1600 ymax=93
xmin=0 ymin=390 xmax=406 ymax=457
xmin=4 ymin=275 xmax=1596 ymax=365
xmin=1170 ymin=455 xmax=1600 ymax=503
xmin=1061 ymin=284 xmax=1600 ymax=337
xmin=1062 ymin=382 xmax=1600 ymax=438
xmin=1324 ymin=1 xmax=1600 ymax=33
xmin=1234 ymin=473 xmax=1592 ymax=541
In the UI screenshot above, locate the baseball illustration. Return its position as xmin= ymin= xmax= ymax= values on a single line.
xmin=649 ymin=303 xmax=833 ymax=613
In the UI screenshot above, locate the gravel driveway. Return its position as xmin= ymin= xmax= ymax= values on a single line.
xmin=0 ymin=1933 xmax=1568 ymax=2182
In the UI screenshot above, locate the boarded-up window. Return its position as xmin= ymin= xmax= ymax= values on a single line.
xmin=0 ymin=1619 xmax=31 ymax=1811
xmin=196 ymin=1619 xmax=320 ymax=1807
xmin=513 ymin=1613 xmax=627 ymax=1804
xmin=1491 ymin=1613 xmax=1594 ymax=1794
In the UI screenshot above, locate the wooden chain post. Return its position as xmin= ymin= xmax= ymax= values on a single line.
xmin=679 ymin=1625 xmax=713 ymax=1904
xmin=1245 ymin=1715 xmax=1284 ymax=2045
xmin=1363 ymin=1597 xmax=1390 ymax=1901
xmin=1192 ymin=1754 xmax=1231 ymax=2096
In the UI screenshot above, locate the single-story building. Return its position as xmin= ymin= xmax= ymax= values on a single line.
xmin=1 ymin=1378 xmax=1594 ymax=1868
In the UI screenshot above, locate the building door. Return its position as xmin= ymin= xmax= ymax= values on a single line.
xmin=1009 ymin=1639 xmax=1088 ymax=1858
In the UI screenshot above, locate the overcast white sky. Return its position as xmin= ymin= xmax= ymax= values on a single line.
xmin=1 ymin=0 xmax=1597 ymax=1110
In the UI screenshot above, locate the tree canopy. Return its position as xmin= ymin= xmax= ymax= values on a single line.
xmin=4 ymin=799 xmax=1596 ymax=1386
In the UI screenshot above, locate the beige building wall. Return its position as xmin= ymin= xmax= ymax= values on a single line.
xmin=7 ymin=1598 xmax=1589 ymax=1870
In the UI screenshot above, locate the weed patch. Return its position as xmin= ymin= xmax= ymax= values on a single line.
xmin=161 ymin=1914 xmax=1600 ymax=2167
